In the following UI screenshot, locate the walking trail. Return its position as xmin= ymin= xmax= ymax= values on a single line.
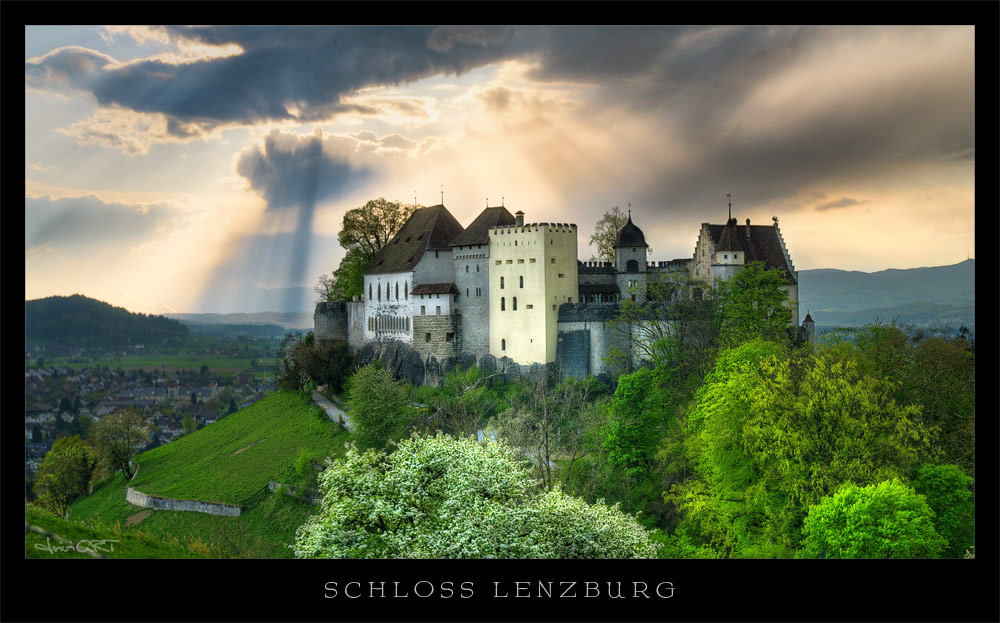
xmin=312 ymin=390 xmax=352 ymax=431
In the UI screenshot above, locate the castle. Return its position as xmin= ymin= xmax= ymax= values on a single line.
xmin=315 ymin=203 xmax=813 ymax=383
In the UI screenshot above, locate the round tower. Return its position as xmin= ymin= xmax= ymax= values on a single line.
xmin=614 ymin=211 xmax=649 ymax=301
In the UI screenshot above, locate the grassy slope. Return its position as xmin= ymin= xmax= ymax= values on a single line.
xmin=68 ymin=390 xmax=352 ymax=558
xmin=26 ymin=504 xmax=210 ymax=559
xmin=129 ymin=391 xmax=348 ymax=505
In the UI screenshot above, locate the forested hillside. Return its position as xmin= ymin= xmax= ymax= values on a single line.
xmin=26 ymin=294 xmax=188 ymax=345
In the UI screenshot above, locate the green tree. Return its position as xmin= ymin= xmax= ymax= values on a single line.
xmin=301 ymin=338 xmax=355 ymax=393
xmin=182 ymin=414 xmax=197 ymax=435
xmin=228 ymin=397 xmax=238 ymax=415
xmin=292 ymin=433 xmax=659 ymax=559
xmin=797 ymin=479 xmax=946 ymax=559
xmin=714 ymin=262 xmax=793 ymax=347
xmin=90 ymin=410 xmax=148 ymax=480
xmin=327 ymin=248 xmax=370 ymax=302
xmin=913 ymin=464 xmax=975 ymax=558
xmin=32 ymin=435 xmax=97 ymax=517
xmin=589 ymin=205 xmax=629 ymax=263
xmin=603 ymin=367 xmax=669 ymax=476
xmin=672 ymin=341 xmax=934 ymax=557
xmin=346 ymin=363 xmax=408 ymax=448
xmin=275 ymin=333 xmax=310 ymax=392
xmin=424 ymin=365 xmax=492 ymax=438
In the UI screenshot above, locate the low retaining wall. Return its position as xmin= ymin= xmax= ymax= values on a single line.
xmin=126 ymin=487 xmax=241 ymax=517
xmin=268 ymin=481 xmax=322 ymax=505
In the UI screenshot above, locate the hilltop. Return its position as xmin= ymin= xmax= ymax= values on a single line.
xmin=26 ymin=294 xmax=188 ymax=345
xmin=798 ymin=259 xmax=974 ymax=332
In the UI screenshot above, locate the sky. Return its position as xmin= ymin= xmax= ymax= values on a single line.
xmin=25 ymin=25 xmax=976 ymax=315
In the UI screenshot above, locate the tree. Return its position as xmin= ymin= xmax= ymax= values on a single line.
xmin=913 ymin=464 xmax=974 ymax=558
xmin=493 ymin=372 xmax=597 ymax=491
xmin=200 ymin=364 xmax=210 ymax=378
xmin=32 ymin=435 xmax=97 ymax=517
xmin=346 ymin=363 xmax=408 ymax=448
xmin=589 ymin=206 xmax=651 ymax=263
xmin=423 ymin=365 xmax=492 ymax=438
xmin=714 ymin=262 xmax=793 ymax=347
xmin=90 ymin=410 xmax=148 ymax=480
xmin=327 ymin=247 xmax=370 ymax=302
xmin=275 ymin=332 xmax=310 ymax=392
xmin=797 ymin=479 xmax=946 ymax=559
xmin=603 ymin=368 xmax=669 ymax=476
xmin=228 ymin=397 xmax=238 ymax=415
xmin=301 ymin=338 xmax=354 ymax=394
xmin=292 ymin=433 xmax=659 ymax=559
xmin=671 ymin=341 xmax=935 ymax=557
xmin=182 ymin=414 xmax=197 ymax=435
xmin=339 ymin=198 xmax=416 ymax=266
xmin=314 ymin=272 xmax=337 ymax=304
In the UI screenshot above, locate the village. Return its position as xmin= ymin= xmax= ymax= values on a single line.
xmin=23 ymin=349 xmax=277 ymax=477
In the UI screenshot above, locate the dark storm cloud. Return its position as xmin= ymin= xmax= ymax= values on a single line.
xmin=27 ymin=26 xmax=519 ymax=131
xmin=815 ymin=197 xmax=869 ymax=211
xmin=235 ymin=130 xmax=366 ymax=210
xmin=25 ymin=194 xmax=179 ymax=250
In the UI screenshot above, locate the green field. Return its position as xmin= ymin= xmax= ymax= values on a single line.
xmin=65 ymin=390 xmax=354 ymax=558
xmin=45 ymin=336 xmax=279 ymax=378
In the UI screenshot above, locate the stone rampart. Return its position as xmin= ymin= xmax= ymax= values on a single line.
xmin=125 ymin=487 xmax=241 ymax=517
xmin=315 ymin=302 xmax=348 ymax=342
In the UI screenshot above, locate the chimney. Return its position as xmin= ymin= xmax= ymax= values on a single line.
xmin=745 ymin=218 xmax=751 ymax=239
xmin=515 ymin=211 xmax=524 ymax=227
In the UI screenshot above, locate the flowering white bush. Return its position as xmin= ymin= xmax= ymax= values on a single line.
xmin=292 ymin=432 xmax=658 ymax=558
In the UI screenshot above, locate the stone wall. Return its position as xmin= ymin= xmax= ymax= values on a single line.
xmin=346 ymin=300 xmax=365 ymax=349
xmin=556 ymin=303 xmax=631 ymax=379
xmin=314 ymin=302 xmax=348 ymax=342
xmin=126 ymin=487 xmax=241 ymax=517
xmin=412 ymin=313 xmax=462 ymax=362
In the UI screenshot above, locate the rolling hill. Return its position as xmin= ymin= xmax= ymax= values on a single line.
xmin=798 ymin=259 xmax=974 ymax=332
xmin=25 ymin=294 xmax=189 ymax=345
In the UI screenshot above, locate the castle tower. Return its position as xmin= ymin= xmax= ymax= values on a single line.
xmin=489 ymin=219 xmax=578 ymax=364
xmin=802 ymin=311 xmax=815 ymax=342
xmin=614 ymin=211 xmax=649 ymax=302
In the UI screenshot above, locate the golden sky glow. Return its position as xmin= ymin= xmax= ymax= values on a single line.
xmin=25 ymin=26 xmax=976 ymax=314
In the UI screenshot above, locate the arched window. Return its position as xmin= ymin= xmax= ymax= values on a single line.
xmin=500 ymin=276 xmax=505 ymax=289
xmin=519 ymin=276 xmax=524 ymax=288
xmin=501 ymin=297 xmax=505 ymax=311
xmin=501 ymin=339 xmax=506 ymax=351
xmin=404 ymin=282 xmax=408 ymax=299
xmin=420 ymin=305 xmax=426 ymax=315
xmin=377 ymin=283 xmax=381 ymax=301
xmin=513 ymin=297 xmax=517 ymax=310
xmin=395 ymin=283 xmax=399 ymax=300
xmin=369 ymin=283 xmax=372 ymax=300
xmin=626 ymin=259 xmax=639 ymax=272
xmin=466 ymin=265 xmax=469 ymax=273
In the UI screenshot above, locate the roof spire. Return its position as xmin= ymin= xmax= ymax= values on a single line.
xmin=628 ymin=202 xmax=632 ymax=220
xmin=414 ymin=190 xmax=417 ymax=208
xmin=441 ymin=184 xmax=444 ymax=205
xmin=727 ymin=189 xmax=732 ymax=221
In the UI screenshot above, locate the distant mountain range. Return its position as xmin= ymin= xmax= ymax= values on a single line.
xmin=799 ymin=259 xmax=974 ymax=332
xmin=165 ymin=311 xmax=314 ymax=331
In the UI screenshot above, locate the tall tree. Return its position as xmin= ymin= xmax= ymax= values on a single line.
xmin=913 ymin=464 xmax=975 ymax=558
xmin=90 ymin=410 xmax=148 ymax=480
xmin=589 ymin=206 xmax=628 ymax=263
xmin=33 ymin=435 xmax=97 ymax=517
xmin=339 ymin=198 xmax=416 ymax=265
xmin=346 ymin=363 xmax=408 ymax=448
xmin=714 ymin=261 xmax=793 ymax=347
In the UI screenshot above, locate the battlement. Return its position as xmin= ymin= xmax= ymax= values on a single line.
xmin=578 ymin=260 xmax=615 ymax=273
xmin=489 ymin=222 xmax=578 ymax=235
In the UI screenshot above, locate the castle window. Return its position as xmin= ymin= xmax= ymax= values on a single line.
xmin=552 ymin=305 xmax=556 ymax=311
xmin=425 ymin=333 xmax=431 ymax=343
xmin=496 ymin=260 xmax=501 ymax=265
xmin=466 ymin=265 xmax=469 ymax=272
xmin=518 ymin=259 xmax=524 ymax=264
xmin=421 ymin=305 xmax=426 ymax=315
xmin=500 ymin=277 xmax=504 ymax=289
xmin=467 ymin=288 xmax=469 ymax=297
xmin=515 ymin=240 xmax=517 ymax=246
xmin=396 ymin=283 xmax=399 ymax=299
xmin=369 ymin=284 xmax=372 ymax=300
xmin=506 ymin=259 xmax=513 ymax=264
xmin=501 ymin=339 xmax=506 ymax=351
xmin=558 ymin=273 xmax=565 ymax=278
xmin=404 ymin=282 xmax=408 ymax=299
xmin=377 ymin=284 xmax=381 ymax=301
xmin=513 ymin=297 xmax=517 ymax=310
xmin=526 ymin=304 xmax=533 ymax=309
xmin=477 ymin=264 xmax=480 ymax=272
xmin=550 ymin=239 xmax=553 ymax=245
xmin=436 ymin=306 xmax=441 ymax=315
xmin=724 ymin=254 xmax=728 ymax=260
xmin=435 ymin=251 xmax=439 ymax=258
xmin=530 ymin=258 xmax=536 ymax=263
xmin=501 ymin=297 xmax=505 ymax=311
xmin=551 ymin=258 xmax=555 ymax=263
xmin=446 ymin=333 xmax=454 ymax=342
xmin=626 ymin=259 xmax=639 ymax=272
xmin=519 ymin=276 xmax=524 ymax=288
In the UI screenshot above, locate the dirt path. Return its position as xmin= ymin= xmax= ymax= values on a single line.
xmin=126 ymin=509 xmax=152 ymax=526
xmin=312 ymin=391 xmax=352 ymax=431
xmin=232 ymin=438 xmax=266 ymax=455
